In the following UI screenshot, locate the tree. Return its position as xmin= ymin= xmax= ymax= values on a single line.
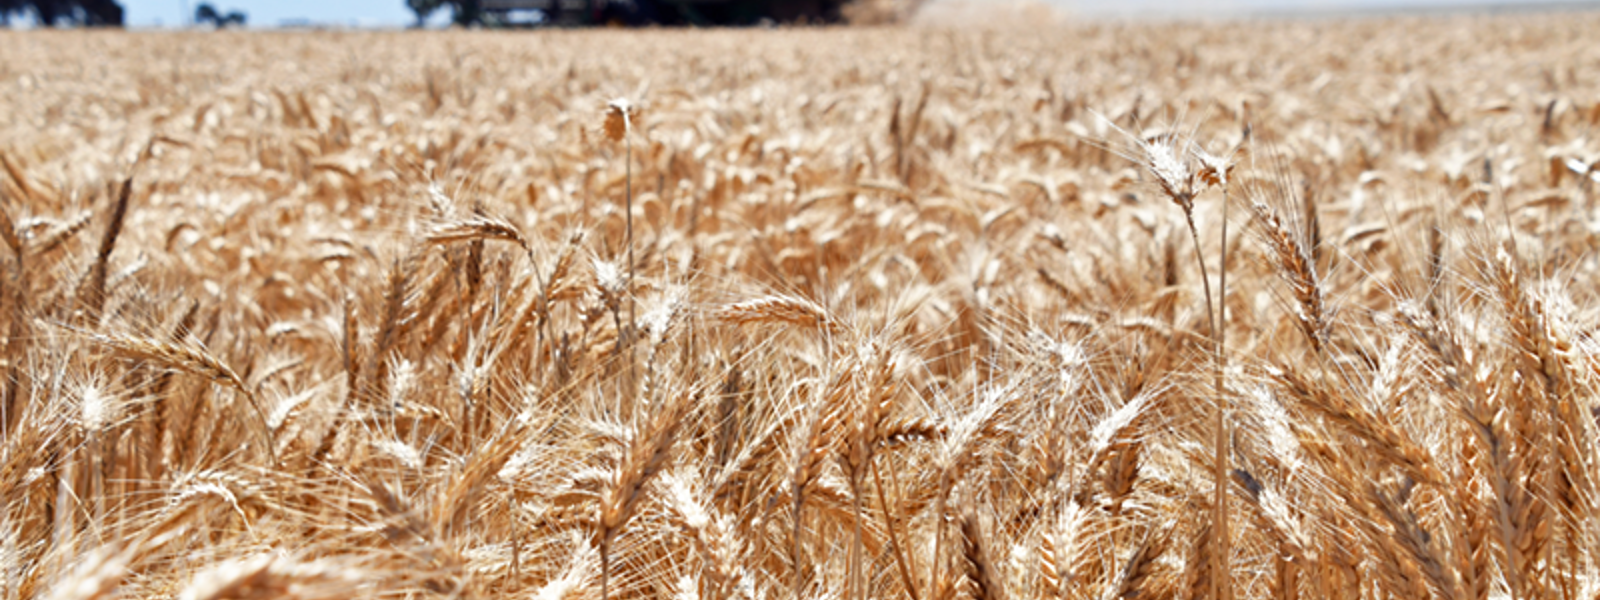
xmin=406 ymin=0 xmax=443 ymax=27
xmin=0 ymin=0 xmax=124 ymax=26
xmin=399 ymin=0 xmax=490 ymax=27
xmin=194 ymin=2 xmax=245 ymax=27
xmin=78 ymin=0 xmax=120 ymax=24
xmin=450 ymin=0 xmax=481 ymax=26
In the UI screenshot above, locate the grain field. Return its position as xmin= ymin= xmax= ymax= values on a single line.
xmin=0 ymin=14 xmax=1599 ymax=600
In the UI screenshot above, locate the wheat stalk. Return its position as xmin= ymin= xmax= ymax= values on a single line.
xmin=77 ymin=327 xmax=274 ymax=464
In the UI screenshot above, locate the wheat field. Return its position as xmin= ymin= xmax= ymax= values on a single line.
xmin=0 ymin=12 xmax=1599 ymax=600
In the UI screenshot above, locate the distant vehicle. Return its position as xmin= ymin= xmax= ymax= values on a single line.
xmin=480 ymin=0 xmax=843 ymax=26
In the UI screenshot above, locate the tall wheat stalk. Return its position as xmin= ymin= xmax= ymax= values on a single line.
xmin=1102 ymin=117 xmax=1238 ymax=600
xmin=606 ymin=98 xmax=638 ymax=351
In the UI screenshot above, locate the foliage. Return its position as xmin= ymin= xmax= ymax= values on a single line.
xmin=0 ymin=0 xmax=123 ymax=26
xmin=405 ymin=0 xmax=479 ymax=26
xmin=407 ymin=0 xmax=447 ymax=27
xmin=194 ymin=2 xmax=246 ymax=27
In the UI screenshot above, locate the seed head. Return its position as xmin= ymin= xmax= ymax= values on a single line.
xmin=604 ymin=98 xmax=637 ymax=143
xmin=76 ymin=380 xmax=114 ymax=434
xmin=1093 ymin=114 xmax=1204 ymax=214
xmin=1143 ymin=136 xmax=1198 ymax=212
xmin=1192 ymin=144 xmax=1236 ymax=190
xmin=594 ymin=258 xmax=625 ymax=298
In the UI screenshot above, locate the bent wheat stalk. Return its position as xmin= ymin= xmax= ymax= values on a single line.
xmin=78 ymin=327 xmax=275 ymax=464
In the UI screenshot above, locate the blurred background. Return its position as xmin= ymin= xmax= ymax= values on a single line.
xmin=0 ymin=0 xmax=1592 ymax=29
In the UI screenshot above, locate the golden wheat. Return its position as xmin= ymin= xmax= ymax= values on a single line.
xmin=0 ymin=12 xmax=1597 ymax=600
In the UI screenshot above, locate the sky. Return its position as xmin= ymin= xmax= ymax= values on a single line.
xmin=124 ymin=0 xmax=430 ymax=27
xmin=116 ymin=0 xmax=1590 ymax=27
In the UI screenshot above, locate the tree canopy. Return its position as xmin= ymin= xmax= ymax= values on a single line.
xmin=195 ymin=2 xmax=246 ymax=27
xmin=0 ymin=0 xmax=124 ymax=26
xmin=406 ymin=0 xmax=481 ymax=27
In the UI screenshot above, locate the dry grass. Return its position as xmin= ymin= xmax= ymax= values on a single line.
xmin=1 ymin=13 xmax=1600 ymax=600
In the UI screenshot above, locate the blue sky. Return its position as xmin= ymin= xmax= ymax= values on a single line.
xmin=124 ymin=0 xmax=432 ymax=27
xmin=118 ymin=0 xmax=1588 ymax=27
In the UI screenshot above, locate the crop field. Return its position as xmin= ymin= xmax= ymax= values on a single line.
xmin=1 ymin=12 xmax=1600 ymax=600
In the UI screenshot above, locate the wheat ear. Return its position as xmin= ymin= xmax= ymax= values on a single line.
xmin=82 ymin=327 xmax=273 ymax=464
xmin=77 ymin=178 xmax=132 ymax=323
xmin=598 ymin=390 xmax=691 ymax=600
xmin=958 ymin=505 xmax=1004 ymax=600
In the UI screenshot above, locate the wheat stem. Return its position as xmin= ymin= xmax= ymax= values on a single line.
xmin=1214 ymin=182 xmax=1232 ymax=600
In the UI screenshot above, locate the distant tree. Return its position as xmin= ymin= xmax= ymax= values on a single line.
xmin=406 ymin=0 xmax=444 ymax=27
xmin=194 ymin=2 xmax=245 ymax=27
xmin=399 ymin=0 xmax=485 ymax=27
xmin=0 ymin=0 xmax=124 ymax=26
xmin=450 ymin=0 xmax=481 ymax=26
xmin=81 ymin=0 xmax=121 ymax=24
